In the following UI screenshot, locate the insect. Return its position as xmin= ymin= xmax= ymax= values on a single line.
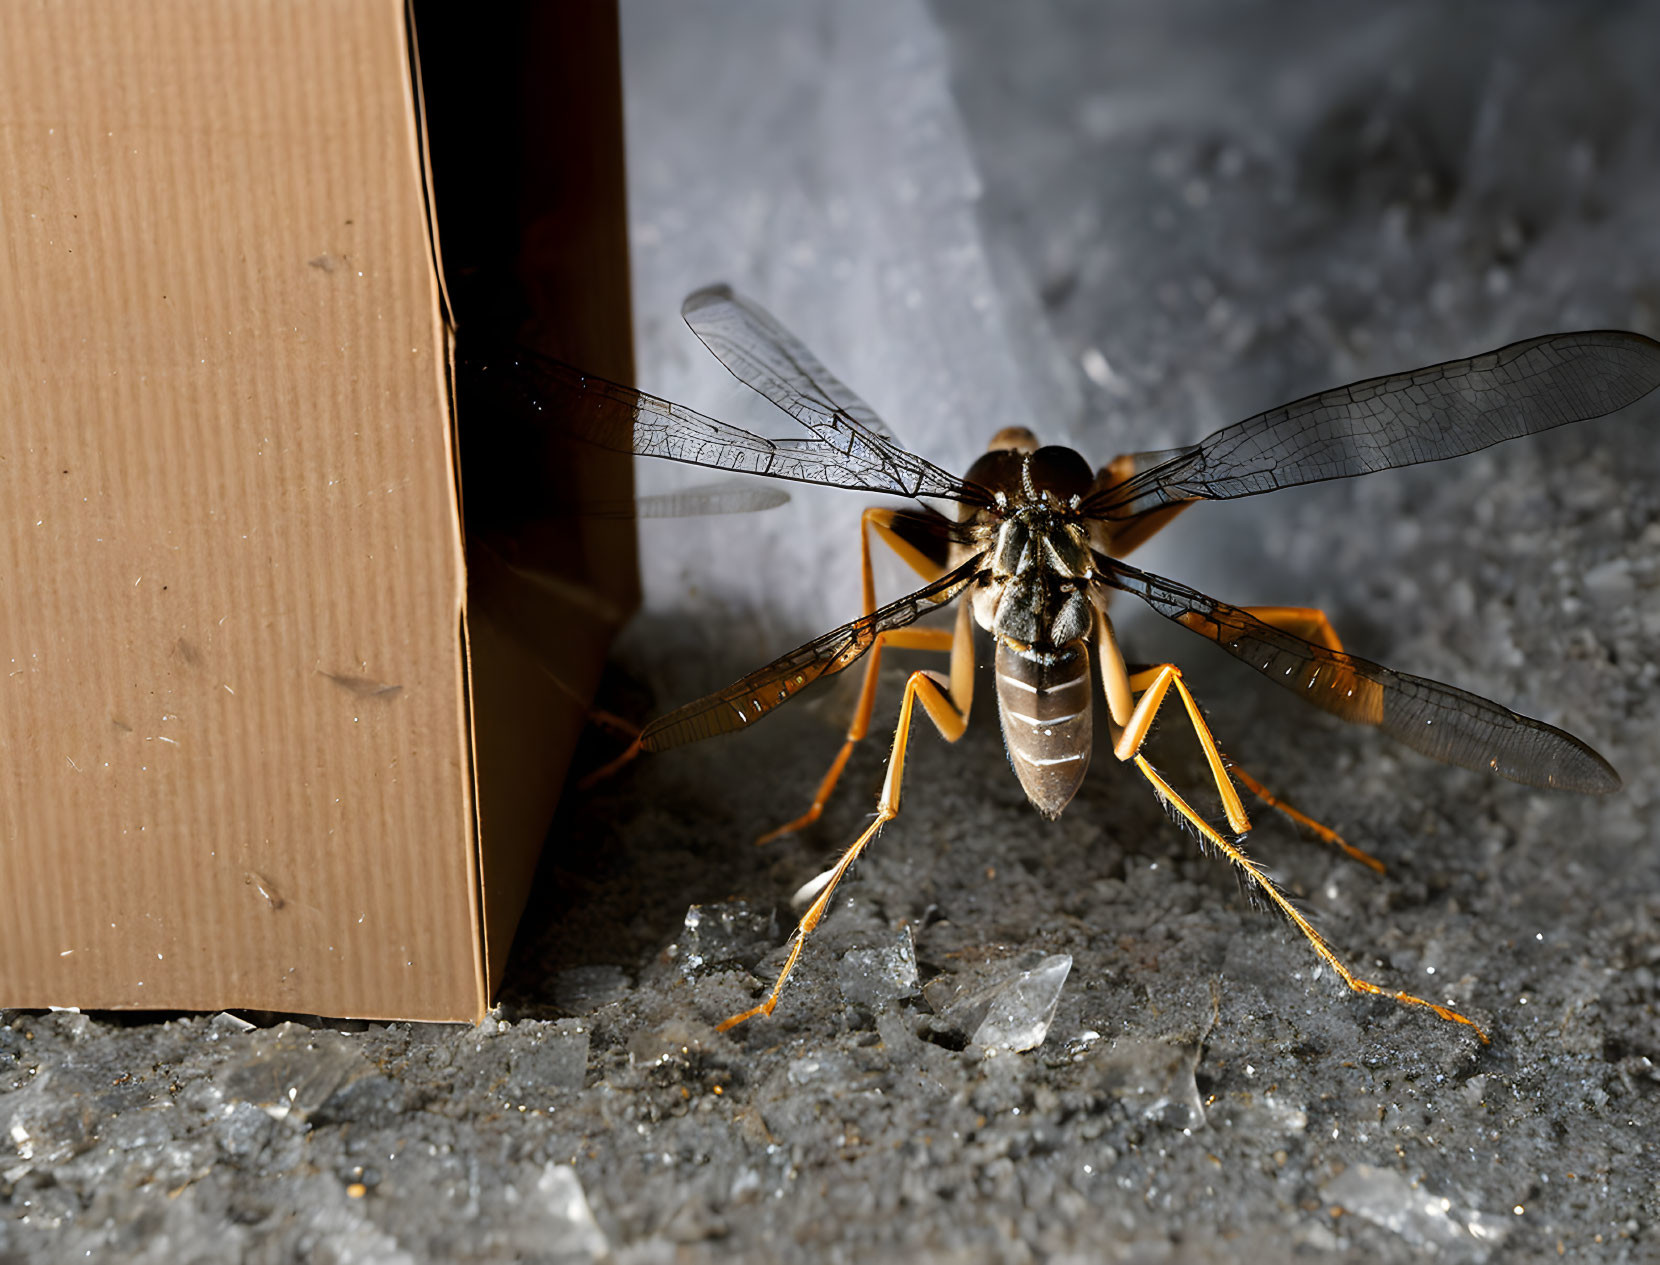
xmin=469 ymin=287 xmax=1660 ymax=1041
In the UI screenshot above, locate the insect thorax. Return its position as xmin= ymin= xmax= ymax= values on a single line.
xmin=970 ymin=501 xmax=1096 ymax=650
xmin=970 ymin=465 xmax=1101 ymax=819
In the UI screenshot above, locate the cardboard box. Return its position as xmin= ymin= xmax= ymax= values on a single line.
xmin=0 ymin=1 xmax=635 ymax=1020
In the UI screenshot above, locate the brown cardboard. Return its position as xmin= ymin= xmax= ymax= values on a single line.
xmin=0 ymin=1 xmax=633 ymax=1019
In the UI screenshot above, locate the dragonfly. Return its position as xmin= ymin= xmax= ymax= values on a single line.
xmin=465 ymin=287 xmax=1660 ymax=1042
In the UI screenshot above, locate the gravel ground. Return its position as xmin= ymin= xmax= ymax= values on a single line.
xmin=6 ymin=3 xmax=1660 ymax=1262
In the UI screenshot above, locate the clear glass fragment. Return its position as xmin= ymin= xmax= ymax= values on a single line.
xmin=677 ymin=900 xmax=778 ymax=977
xmin=956 ymin=954 xmax=1073 ymax=1052
xmin=837 ymin=925 xmax=920 ymax=1008
xmin=1322 ymin=1164 xmax=1511 ymax=1254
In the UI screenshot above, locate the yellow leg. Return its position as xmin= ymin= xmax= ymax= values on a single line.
xmin=532 ymin=654 xmax=648 ymax=791
xmin=719 ymin=598 xmax=974 ymax=1032
xmin=1109 ymin=647 xmax=1379 ymax=870
xmin=1117 ymin=663 xmax=1251 ymax=836
xmin=756 ymin=505 xmax=954 ymax=845
xmin=1226 ymin=760 xmax=1385 ymax=874
xmin=1101 ymin=609 xmax=1470 ymax=1035
xmin=1227 ymin=605 xmax=1380 ymax=870
xmin=577 ymin=733 xmax=643 ymax=790
xmin=1132 ymin=757 xmax=1488 ymax=1042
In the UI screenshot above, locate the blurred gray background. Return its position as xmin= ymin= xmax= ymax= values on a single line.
xmin=6 ymin=3 xmax=1660 ymax=1262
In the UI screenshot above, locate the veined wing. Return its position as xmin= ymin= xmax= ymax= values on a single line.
xmin=1089 ymin=330 xmax=1660 ymax=519
xmin=683 ymin=285 xmax=900 ymax=444
xmin=681 ymin=285 xmax=986 ymax=506
xmin=573 ymin=482 xmax=792 ymax=520
xmin=1097 ymin=554 xmax=1620 ymax=794
xmin=641 ymin=554 xmax=984 ymax=752
xmin=459 ymin=346 xmax=977 ymax=501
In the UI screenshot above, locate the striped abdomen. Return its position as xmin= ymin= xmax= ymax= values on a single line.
xmin=995 ymin=639 xmax=1093 ymax=818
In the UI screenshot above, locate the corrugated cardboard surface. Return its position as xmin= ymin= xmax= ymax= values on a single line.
xmin=0 ymin=1 xmax=478 ymax=1018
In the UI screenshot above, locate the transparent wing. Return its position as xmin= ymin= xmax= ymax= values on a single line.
xmin=683 ymin=284 xmax=901 ymax=445
xmin=681 ymin=285 xmax=984 ymax=504
xmin=572 ymin=482 xmax=792 ymax=520
xmin=1089 ymin=331 xmax=1660 ymax=518
xmin=640 ymin=554 xmax=984 ymax=751
xmin=459 ymin=345 xmax=981 ymax=503
xmin=633 ymin=483 xmax=791 ymax=518
xmin=1097 ymin=555 xmax=1620 ymax=794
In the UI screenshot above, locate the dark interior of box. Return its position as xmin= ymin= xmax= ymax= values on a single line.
xmin=412 ymin=0 xmax=639 ymax=991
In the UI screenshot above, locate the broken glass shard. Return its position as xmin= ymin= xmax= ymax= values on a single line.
xmin=921 ymin=952 xmax=1074 ymax=1051
xmin=218 ymin=1023 xmax=369 ymax=1121
xmin=938 ymin=954 xmax=1073 ymax=1052
xmin=1322 ymin=1164 xmax=1511 ymax=1255
xmin=676 ymin=899 xmax=778 ymax=976
xmin=533 ymin=1163 xmax=611 ymax=1263
xmin=837 ymin=925 xmax=920 ymax=1008
xmin=1090 ymin=1035 xmax=1208 ymax=1129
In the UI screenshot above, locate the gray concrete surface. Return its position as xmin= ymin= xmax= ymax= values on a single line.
xmin=6 ymin=3 xmax=1660 ymax=1261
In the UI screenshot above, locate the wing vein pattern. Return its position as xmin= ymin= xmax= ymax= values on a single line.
xmin=1098 ymin=555 xmax=1620 ymax=793
xmin=641 ymin=554 xmax=985 ymax=752
xmin=680 ymin=284 xmax=980 ymax=503
xmin=458 ymin=348 xmax=972 ymax=501
xmin=1094 ymin=331 xmax=1660 ymax=518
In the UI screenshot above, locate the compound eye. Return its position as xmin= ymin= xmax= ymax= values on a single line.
xmin=964 ymin=447 xmax=1026 ymax=494
xmin=1027 ymin=446 xmax=1093 ymax=500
